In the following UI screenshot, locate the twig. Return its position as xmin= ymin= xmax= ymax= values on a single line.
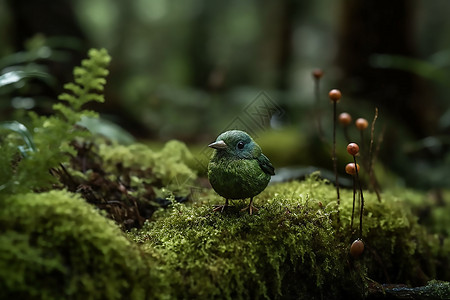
xmin=369 ymin=108 xmax=382 ymax=202
xmin=351 ymin=174 xmax=356 ymax=231
xmin=368 ymin=108 xmax=378 ymax=175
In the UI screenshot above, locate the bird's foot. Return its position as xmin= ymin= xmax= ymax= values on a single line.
xmin=240 ymin=204 xmax=259 ymax=215
xmin=213 ymin=204 xmax=231 ymax=213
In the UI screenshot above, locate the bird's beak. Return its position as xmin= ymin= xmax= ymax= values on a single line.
xmin=208 ymin=140 xmax=228 ymax=149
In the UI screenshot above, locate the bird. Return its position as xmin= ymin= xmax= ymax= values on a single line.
xmin=207 ymin=130 xmax=275 ymax=215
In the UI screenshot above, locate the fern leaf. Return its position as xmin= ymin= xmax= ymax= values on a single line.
xmin=54 ymin=48 xmax=111 ymax=116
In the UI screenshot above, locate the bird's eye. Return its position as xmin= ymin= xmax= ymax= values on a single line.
xmin=237 ymin=141 xmax=245 ymax=149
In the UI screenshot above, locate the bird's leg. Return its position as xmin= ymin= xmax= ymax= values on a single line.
xmin=240 ymin=197 xmax=259 ymax=215
xmin=213 ymin=198 xmax=229 ymax=212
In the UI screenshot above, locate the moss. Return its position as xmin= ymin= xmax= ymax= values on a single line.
xmin=411 ymin=190 xmax=450 ymax=238
xmin=135 ymin=204 xmax=356 ymax=299
xmin=1 ymin=175 xmax=448 ymax=299
xmin=413 ymin=280 xmax=450 ymax=298
xmin=367 ymin=279 xmax=450 ymax=298
xmin=130 ymin=175 xmax=449 ymax=299
xmin=98 ymin=139 xmax=197 ymax=196
xmin=256 ymin=127 xmax=309 ymax=167
xmin=0 ymin=190 xmax=168 ymax=300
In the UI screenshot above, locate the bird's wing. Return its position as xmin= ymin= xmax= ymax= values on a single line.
xmin=257 ymin=153 xmax=275 ymax=175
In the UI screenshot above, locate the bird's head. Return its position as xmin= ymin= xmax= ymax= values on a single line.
xmin=208 ymin=130 xmax=260 ymax=159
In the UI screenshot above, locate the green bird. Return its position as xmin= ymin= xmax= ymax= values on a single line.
xmin=208 ymin=130 xmax=275 ymax=215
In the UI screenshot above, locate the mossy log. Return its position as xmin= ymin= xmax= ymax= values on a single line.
xmin=132 ymin=175 xmax=449 ymax=299
xmin=1 ymin=175 xmax=449 ymax=299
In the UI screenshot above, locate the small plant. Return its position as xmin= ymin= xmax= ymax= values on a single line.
xmin=355 ymin=117 xmax=369 ymax=151
xmin=55 ymin=48 xmax=111 ymax=121
xmin=352 ymin=111 xmax=383 ymax=202
xmin=345 ymin=162 xmax=359 ymax=231
xmin=352 ymin=110 xmax=382 ymax=202
xmin=350 ymin=239 xmax=365 ymax=258
xmin=355 ymin=118 xmax=369 ymax=131
xmin=347 ymin=142 xmax=365 ymax=238
xmin=312 ymin=69 xmax=324 ymax=79
xmin=339 ymin=112 xmax=352 ymax=143
xmin=368 ymin=108 xmax=382 ymax=202
xmin=347 ymin=142 xmax=366 ymax=258
xmin=312 ymin=69 xmax=324 ymax=139
xmin=0 ymin=49 xmax=111 ymax=195
xmin=329 ymin=89 xmax=341 ymax=201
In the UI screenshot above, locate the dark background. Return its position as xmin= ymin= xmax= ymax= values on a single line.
xmin=1 ymin=0 xmax=449 ymax=189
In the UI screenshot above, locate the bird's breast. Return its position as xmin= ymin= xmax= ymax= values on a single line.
xmin=207 ymin=157 xmax=270 ymax=200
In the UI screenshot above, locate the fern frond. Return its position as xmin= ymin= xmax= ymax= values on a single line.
xmin=56 ymin=48 xmax=111 ymax=113
xmin=0 ymin=48 xmax=112 ymax=194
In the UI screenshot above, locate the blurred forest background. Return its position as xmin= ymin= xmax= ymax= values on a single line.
xmin=1 ymin=0 xmax=450 ymax=190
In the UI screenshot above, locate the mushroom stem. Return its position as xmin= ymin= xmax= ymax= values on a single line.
xmin=353 ymin=155 xmax=364 ymax=238
xmin=313 ymin=74 xmax=324 ymax=140
xmin=333 ymin=101 xmax=340 ymax=201
xmin=351 ymin=174 xmax=356 ymax=231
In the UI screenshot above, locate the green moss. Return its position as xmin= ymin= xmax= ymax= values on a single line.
xmin=98 ymin=139 xmax=197 ymax=196
xmin=130 ymin=175 xmax=449 ymax=299
xmin=414 ymin=280 xmax=450 ymax=298
xmin=0 ymin=190 xmax=168 ymax=300
xmin=1 ymin=175 xmax=448 ymax=299
xmin=368 ymin=279 xmax=450 ymax=298
xmin=256 ymin=127 xmax=309 ymax=167
xmin=135 ymin=203 xmax=355 ymax=299
xmin=408 ymin=189 xmax=450 ymax=238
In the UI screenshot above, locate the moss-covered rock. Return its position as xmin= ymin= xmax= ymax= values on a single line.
xmin=0 ymin=190 xmax=168 ymax=300
xmin=1 ymin=176 xmax=448 ymax=299
xmin=131 ymin=175 xmax=449 ymax=299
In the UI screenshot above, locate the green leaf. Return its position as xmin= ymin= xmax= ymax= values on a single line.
xmin=54 ymin=48 xmax=111 ymax=117
xmin=77 ymin=116 xmax=135 ymax=144
xmin=0 ymin=69 xmax=56 ymax=94
xmin=0 ymin=121 xmax=36 ymax=154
